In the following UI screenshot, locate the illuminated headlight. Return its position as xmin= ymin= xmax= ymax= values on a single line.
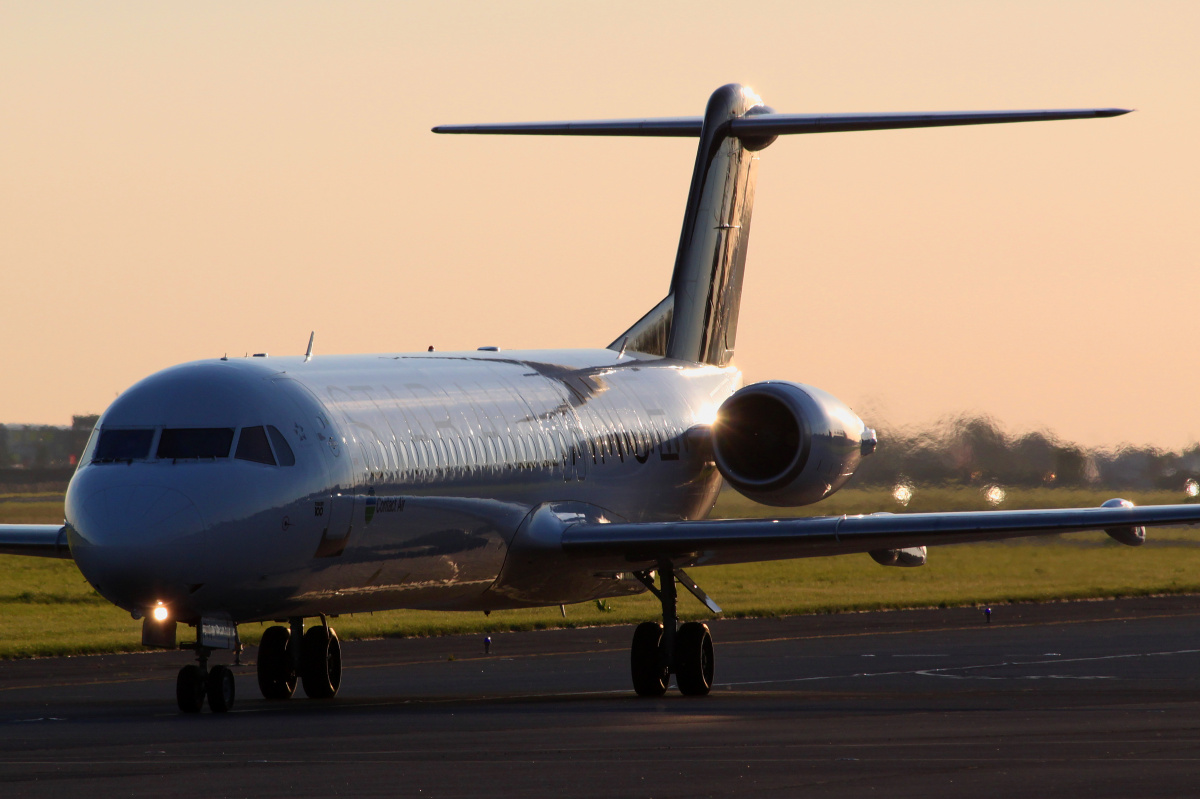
xmin=152 ymin=604 xmax=169 ymax=622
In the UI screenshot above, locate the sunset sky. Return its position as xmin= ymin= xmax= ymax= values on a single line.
xmin=3 ymin=2 xmax=1198 ymax=449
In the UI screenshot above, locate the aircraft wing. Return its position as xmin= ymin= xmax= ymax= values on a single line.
xmin=0 ymin=525 xmax=72 ymax=559
xmin=561 ymin=504 xmax=1200 ymax=570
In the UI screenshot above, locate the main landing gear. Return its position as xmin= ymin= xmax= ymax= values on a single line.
xmin=629 ymin=563 xmax=721 ymax=697
xmin=175 ymin=616 xmax=341 ymax=713
xmin=255 ymin=617 xmax=342 ymax=701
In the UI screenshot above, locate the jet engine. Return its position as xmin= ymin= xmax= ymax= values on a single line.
xmin=711 ymin=381 xmax=876 ymax=507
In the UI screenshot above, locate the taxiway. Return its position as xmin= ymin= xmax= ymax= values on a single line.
xmin=4 ymin=596 xmax=1200 ymax=797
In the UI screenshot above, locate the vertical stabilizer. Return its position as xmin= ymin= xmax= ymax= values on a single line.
xmin=665 ymin=84 xmax=768 ymax=367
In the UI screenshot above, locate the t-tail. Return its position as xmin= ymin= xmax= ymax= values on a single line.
xmin=434 ymin=85 xmax=1129 ymax=367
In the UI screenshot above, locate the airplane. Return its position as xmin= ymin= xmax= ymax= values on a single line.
xmin=4 ymin=83 xmax=1198 ymax=715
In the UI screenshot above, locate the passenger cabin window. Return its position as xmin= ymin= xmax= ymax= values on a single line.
xmin=236 ymin=426 xmax=276 ymax=465
xmin=267 ymin=426 xmax=296 ymax=466
xmin=157 ymin=428 xmax=234 ymax=460
xmin=94 ymin=428 xmax=154 ymax=462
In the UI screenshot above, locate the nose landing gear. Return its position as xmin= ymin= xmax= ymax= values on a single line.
xmin=630 ymin=563 xmax=720 ymax=697
xmin=176 ymin=663 xmax=206 ymax=713
xmin=175 ymin=651 xmax=235 ymax=713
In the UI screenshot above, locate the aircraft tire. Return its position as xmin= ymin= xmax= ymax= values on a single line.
xmin=300 ymin=625 xmax=342 ymax=699
xmin=630 ymin=621 xmax=668 ymax=697
xmin=674 ymin=621 xmax=714 ymax=696
xmin=206 ymin=665 xmax=236 ymax=713
xmin=176 ymin=664 xmax=205 ymax=713
xmin=257 ymin=625 xmax=297 ymax=700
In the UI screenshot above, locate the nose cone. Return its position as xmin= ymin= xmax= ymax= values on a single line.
xmin=68 ymin=481 xmax=208 ymax=614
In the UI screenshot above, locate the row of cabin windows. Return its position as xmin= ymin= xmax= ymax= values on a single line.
xmin=355 ymin=419 xmax=687 ymax=482
xmin=356 ymin=429 xmax=568 ymax=479
xmin=92 ymin=425 xmax=295 ymax=466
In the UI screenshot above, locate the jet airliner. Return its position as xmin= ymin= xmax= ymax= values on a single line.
xmin=4 ymin=84 xmax=1197 ymax=714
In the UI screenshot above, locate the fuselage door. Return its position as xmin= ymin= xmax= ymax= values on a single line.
xmin=314 ymin=488 xmax=354 ymax=558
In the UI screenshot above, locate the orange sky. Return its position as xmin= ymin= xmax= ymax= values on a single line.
xmin=2 ymin=2 xmax=1198 ymax=449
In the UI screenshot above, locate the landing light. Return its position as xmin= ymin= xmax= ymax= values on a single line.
xmin=152 ymin=604 xmax=169 ymax=622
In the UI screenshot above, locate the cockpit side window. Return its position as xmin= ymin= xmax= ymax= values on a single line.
xmin=267 ymin=426 xmax=295 ymax=466
xmin=157 ymin=428 xmax=234 ymax=459
xmin=235 ymin=426 xmax=276 ymax=465
xmin=94 ymin=428 xmax=154 ymax=462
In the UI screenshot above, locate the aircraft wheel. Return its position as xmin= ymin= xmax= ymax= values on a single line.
xmin=176 ymin=664 xmax=205 ymax=713
xmin=675 ymin=621 xmax=714 ymax=696
xmin=206 ymin=665 xmax=236 ymax=713
xmin=257 ymin=625 xmax=297 ymax=700
xmin=301 ymin=625 xmax=342 ymax=699
xmin=630 ymin=621 xmax=668 ymax=697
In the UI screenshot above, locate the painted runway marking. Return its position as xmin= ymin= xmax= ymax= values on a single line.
xmin=717 ymin=648 xmax=1200 ymax=688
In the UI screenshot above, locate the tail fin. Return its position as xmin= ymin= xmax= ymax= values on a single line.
xmin=663 ymin=84 xmax=764 ymax=366
xmin=434 ymin=89 xmax=1129 ymax=366
xmin=602 ymin=84 xmax=765 ymax=366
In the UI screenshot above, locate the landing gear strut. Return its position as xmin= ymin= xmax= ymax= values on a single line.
xmin=630 ymin=562 xmax=719 ymax=697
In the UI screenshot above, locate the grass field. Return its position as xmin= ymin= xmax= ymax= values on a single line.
xmin=3 ymin=486 xmax=1199 ymax=658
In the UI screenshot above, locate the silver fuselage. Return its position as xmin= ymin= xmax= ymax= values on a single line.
xmin=66 ymin=349 xmax=740 ymax=623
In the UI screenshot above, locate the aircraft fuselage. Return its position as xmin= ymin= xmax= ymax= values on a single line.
xmin=66 ymin=348 xmax=739 ymax=624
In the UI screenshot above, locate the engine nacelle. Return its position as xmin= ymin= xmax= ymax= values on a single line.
xmin=712 ymin=381 xmax=876 ymax=507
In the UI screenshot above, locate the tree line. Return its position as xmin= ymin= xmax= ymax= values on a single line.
xmin=855 ymin=415 xmax=1200 ymax=491
xmin=0 ymin=416 xmax=98 ymax=470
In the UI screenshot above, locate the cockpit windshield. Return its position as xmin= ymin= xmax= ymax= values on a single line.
xmin=157 ymin=428 xmax=235 ymax=460
xmin=267 ymin=425 xmax=295 ymax=466
xmin=89 ymin=425 xmax=295 ymax=465
xmin=235 ymin=426 xmax=275 ymax=465
xmin=93 ymin=429 xmax=154 ymax=462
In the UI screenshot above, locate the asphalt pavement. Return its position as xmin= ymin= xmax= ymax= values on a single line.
xmin=5 ymin=596 xmax=1200 ymax=797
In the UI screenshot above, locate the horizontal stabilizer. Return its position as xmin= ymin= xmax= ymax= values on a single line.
xmin=729 ymin=108 xmax=1131 ymax=136
xmin=433 ymin=108 xmax=1130 ymax=137
xmin=433 ymin=117 xmax=702 ymax=136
